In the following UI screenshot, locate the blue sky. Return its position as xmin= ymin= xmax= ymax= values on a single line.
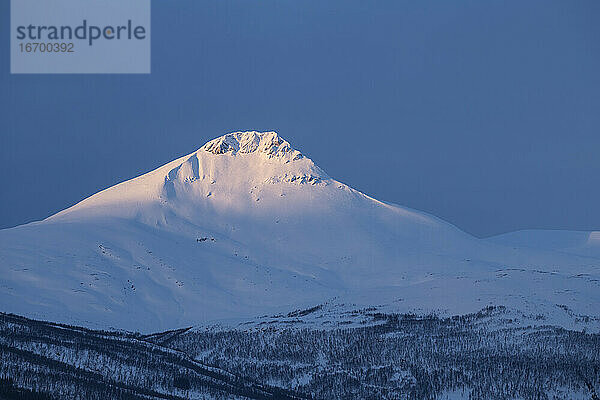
xmin=1 ymin=0 xmax=599 ymax=237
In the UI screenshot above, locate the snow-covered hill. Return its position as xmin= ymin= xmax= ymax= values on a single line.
xmin=487 ymin=229 xmax=600 ymax=258
xmin=1 ymin=131 xmax=598 ymax=332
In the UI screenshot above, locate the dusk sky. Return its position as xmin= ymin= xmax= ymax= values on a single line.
xmin=1 ymin=0 xmax=599 ymax=237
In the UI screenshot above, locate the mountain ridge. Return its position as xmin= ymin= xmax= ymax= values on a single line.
xmin=1 ymin=131 xmax=599 ymax=332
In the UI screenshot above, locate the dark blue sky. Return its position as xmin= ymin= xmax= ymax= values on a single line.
xmin=1 ymin=1 xmax=599 ymax=237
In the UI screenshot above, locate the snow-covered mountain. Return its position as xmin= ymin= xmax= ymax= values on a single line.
xmin=1 ymin=131 xmax=598 ymax=332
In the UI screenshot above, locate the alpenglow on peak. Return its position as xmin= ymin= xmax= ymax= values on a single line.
xmin=201 ymin=131 xmax=304 ymax=161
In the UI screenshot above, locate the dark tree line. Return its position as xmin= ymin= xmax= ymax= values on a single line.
xmin=1 ymin=307 xmax=599 ymax=399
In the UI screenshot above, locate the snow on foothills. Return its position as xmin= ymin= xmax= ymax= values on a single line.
xmin=0 ymin=131 xmax=598 ymax=332
xmin=487 ymin=229 xmax=600 ymax=258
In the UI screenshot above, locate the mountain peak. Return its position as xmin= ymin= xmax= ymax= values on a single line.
xmin=4 ymin=131 xmax=598 ymax=333
xmin=201 ymin=131 xmax=303 ymax=162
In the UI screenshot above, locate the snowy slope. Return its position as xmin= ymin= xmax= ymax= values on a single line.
xmin=1 ymin=131 xmax=599 ymax=332
xmin=487 ymin=229 xmax=600 ymax=258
